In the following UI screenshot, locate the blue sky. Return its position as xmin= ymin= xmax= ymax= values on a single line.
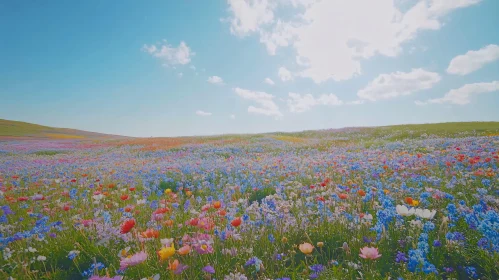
xmin=1 ymin=0 xmax=498 ymax=137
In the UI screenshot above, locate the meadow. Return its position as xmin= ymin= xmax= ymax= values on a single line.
xmin=1 ymin=122 xmax=499 ymax=279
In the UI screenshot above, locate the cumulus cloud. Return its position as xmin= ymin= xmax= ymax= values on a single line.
xmin=225 ymin=0 xmax=481 ymax=83
xmin=196 ymin=110 xmax=212 ymax=116
xmin=207 ymin=76 xmax=225 ymax=85
xmin=142 ymin=41 xmax=194 ymax=66
xmin=278 ymin=67 xmax=293 ymax=81
xmin=357 ymin=68 xmax=441 ymax=101
xmin=426 ymin=81 xmax=499 ymax=105
xmin=287 ymin=93 xmax=343 ymax=113
xmin=234 ymin=87 xmax=283 ymax=117
xmin=447 ymin=44 xmax=499 ymax=75
xmin=264 ymin=77 xmax=275 ymax=85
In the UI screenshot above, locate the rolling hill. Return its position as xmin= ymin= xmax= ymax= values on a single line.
xmin=0 ymin=119 xmax=127 ymax=140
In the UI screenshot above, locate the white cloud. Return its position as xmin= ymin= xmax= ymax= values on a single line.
xmin=447 ymin=44 xmax=499 ymax=75
xmin=225 ymin=0 xmax=481 ymax=83
xmin=414 ymin=100 xmax=428 ymax=106
xmin=287 ymin=93 xmax=343 ymax=113
xmin=346 ymin=100 xmax=365 ymax=105
xmin=234 ymin=87 xmax=283 ymax=117
xmin=177 ymin=72 xmax=183 ymax=78
xmin=264 ymin=77 xmax=275 ymax=85
xmin=230 ymin=114 xmax=236 ymax=119
xmin=278 ymin=67 xmax=293 ymax=81
xmin=227 ymin=0 xmax=275 ymax=37
xmin=142 ymin=41 xmax=194 ymax=66
xmin=357 ymin=68 xmax=441 ymax=101
xmin=426 ymin=81 xmax=499 ymax=105
xmin=207 ymin=76 xmax=225 ymax=85
xmin=196 ymin=110 xmax=212 ymax=116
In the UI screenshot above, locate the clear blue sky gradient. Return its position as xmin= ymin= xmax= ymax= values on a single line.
xmin=1 ymin=1 xmax=498 ymax=137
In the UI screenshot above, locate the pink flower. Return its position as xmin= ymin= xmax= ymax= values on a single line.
xmin=191 ymin=234 xmax=214 ymax=255
xmin=359 ymin=247 xmax=381 ymax=260
xmin=119 ymin=251 xmax=148 ymax=270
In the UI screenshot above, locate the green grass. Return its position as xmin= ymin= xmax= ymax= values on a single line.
xmin=0 ymin=119 xmax=124 ymax=139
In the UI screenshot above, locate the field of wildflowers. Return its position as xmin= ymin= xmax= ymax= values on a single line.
xmin=1 ymin=124 xmax=499 ymax=279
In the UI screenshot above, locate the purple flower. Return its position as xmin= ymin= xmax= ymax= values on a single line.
xmin=202 ymin=265 xmax=215 ymax=274
xmin=363 ymin=236 xmax=373 ymax=243
xmin=309 ymin=264 xmax=324 ymax=273
xmin=433 ymin=240 xmax=441 ymax=247
xmin=174 ymin=263 xmax=189 ymax=275
xmin=395 ymin=251 xmax=407 ymax=263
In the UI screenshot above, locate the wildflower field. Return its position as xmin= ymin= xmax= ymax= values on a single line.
xmin=1 ymin=123 xmax=499 ymax=280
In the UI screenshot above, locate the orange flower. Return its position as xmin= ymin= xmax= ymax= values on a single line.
xmin=299 ymin=242 xmax=314 ymax=254
xmin=231 ymin=217 xmax=242 ymax=227
xmin=120 ymin=219 xmax=135 ymax=234
xmin=124 ymin=206 xmax=133 ymax=212
xmin=140 ymin=228 xmax=159 ymax=239
xmin=384 ymin=190 xmax=390 ymax=194
xmin=213 ymin=201 xmax=222 ymax=209
xmin=164 ymin=219 xmax=174 ymax=227
xmin=168 ymin=259 xmax=179 ymax=271
xmin=177 ymin=245 xmax=191 ymax=255
xmin=358 ymin=190 xmax=366 ymax=197
xmin=218 ymin=209 xmax=227 ymax=216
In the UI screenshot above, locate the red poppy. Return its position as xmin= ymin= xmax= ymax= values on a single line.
xmin=188 ymin=218 xmax=199 ymax=226
xmin=310 ymin=185 xmax=315 ymax=189
xmin=71 ymin=179 xmax=77 ymax=183
xmin=338 ymin=193 xmax=348 ymax=200
xmin=231 ymin=217 xmax=242 ymax=227
xmin=129 ymin=187 xmax=136 ymax=191
xmin=63 ymin=205 xmax=70 ymax=211
xmin=316 ymin=196 xmax=325 ymax=202
xmin=358 ymin=190 xmax=366 ymax=197
xmin=120 ymin=219 xmax=135 ymax=234
xmin=154 ymin=208 xmax=169 ymax=215
xmin=18 ymin=196 xmax=29 ymax=202
xmin=120 ymin=194 xmax=129 ymax=201
xmin=405 ymin=197 xmax=413 ymax=205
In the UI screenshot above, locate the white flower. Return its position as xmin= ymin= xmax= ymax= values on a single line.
xmin=4 ymin=248 xmax=13 ymax=260
xmin=160 ymin=238 xmax=174 ymax=247
xmin=136 ymin=199 xmax=146 ymax=205
xmin=415 ymin=208 xmax=436 ymax=219
xmin=410 ymin=220 xmax=422 ymax=228
xmin=27 ymin=247 xmax=37 ymax=253
xmin=396 ymin=205 xmax=415 ymax=217
xmin=37 ymin=255 xmax=46 ymax=261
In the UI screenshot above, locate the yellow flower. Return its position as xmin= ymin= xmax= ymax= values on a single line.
xmin=281 ymin=237 xmax=288 ymax=243
xmin=412 ymin=200 xmax=420 ymax=207
xmin=186 ymin=191 xmax=192 ymax=197
xmin=164 ymin=189 xmax=172 ymax=194
xmin=158 ymin=244 xmax=175 ymax=261
xmin=317 ymin=242 xmax=324 ymax=248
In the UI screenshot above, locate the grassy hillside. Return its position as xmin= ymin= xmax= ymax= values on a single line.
xmin=0 ymin=119 xmax=126 ymax=140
